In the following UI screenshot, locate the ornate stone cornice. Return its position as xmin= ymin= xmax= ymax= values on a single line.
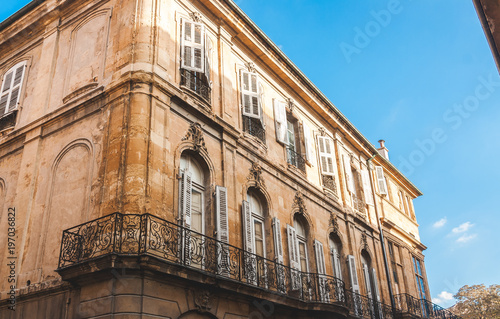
xmin=189 ymin=12 xmax=203 ymax=23
xmin=245 ymin=61 xmax=256 ymax=73
xmin=330 ymin=212 xmax=339 ymax=235
xmin=361 ymin=231 xmax=369 ymax=250
xmin=182 ymin=122 xmax=207 ymax=152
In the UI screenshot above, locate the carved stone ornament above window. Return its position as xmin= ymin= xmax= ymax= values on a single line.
xmin=286 ymin=97 xmax=294 ymax=113
xmin=330 ymin=212 xmax=339 ymax=235
xmin=182 ymin=122 xmax=207 ymax=152
xmin=318 ymin=127 xmax=326 ymax=137
xmin=189 ymin=12 xmax=203 ymax=22
xmin=245 ymin=62 xmax=257 ymax=73
xmin=194 ymin=289 xmax=212 ymax=311
xmin=293 ymin=190 xmax=307 ymax=215
xmin=247 ymin=162 xmax=266 ymax=189
xmin=361 ymin=231 xmax=369 ymax=250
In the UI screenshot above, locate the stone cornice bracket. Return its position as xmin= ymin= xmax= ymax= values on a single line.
xmin=361 ymin=231 xmax=369 ymax=250
xmin=182 ymin=122 xmax=207 ymax=153
xmin=247 ymin=162 xmax=265 ymax=189
xmin=330 ymin=212 xmax=339 ymax=235
xmin=245 ymin=61 xmax=256 ymax=73
xmin=293 ymin=190 xmax=307 ymax=215
xmin=190 ymin=12 xmax=203 ymax=23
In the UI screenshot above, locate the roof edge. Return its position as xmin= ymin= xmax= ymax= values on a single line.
xmin=0 ymin=0 xmax=46 ymax=32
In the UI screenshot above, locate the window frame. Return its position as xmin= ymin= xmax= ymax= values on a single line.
xmin=0 ymin=61 xmax=27 ymax=117
xmin=413 ymin=256 xmax=427 ymax=300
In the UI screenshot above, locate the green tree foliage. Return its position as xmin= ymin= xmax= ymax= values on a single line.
xmin=452 ymin=284 xmax=500 ymax=319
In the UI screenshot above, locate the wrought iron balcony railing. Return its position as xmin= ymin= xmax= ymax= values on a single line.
xmin=58 ymin=213 xmax=345 ymax=305
xmin=57 ymin=213 xmax=459 ymax=319
xmin=242 ymin=116 xmax=266 ymax=144
xmin=180 ymin=68 xmax=211 ymax=103
xmin=395 ymin=294 xmax=461 ymax=319
xmin=286 ymin=147 xmax=306 ymax=172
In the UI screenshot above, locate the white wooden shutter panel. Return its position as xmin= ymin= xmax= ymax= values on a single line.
xmin=375 ymin=166 xmax=388 ymax=195
xmin=241 ymin=200 xmax=253 ymax=253
xmin=287 ymin=224 xmax=301 ymax=290
xmin=318 ymin=136 xmax=335 ymax=175
xmin=331 ymin=248 xmax=343 ymax=280
xmin=1 ymin=62 xmax=26 ymax=114
xmin=272 ymin=217 xmax=284 ymax=264
xmin=361 ymin=169 xmax=374 ymax=206
xmin=240 ymin=70 xmax=261 ymax=119
xmin=372 ymin=268 xmax=381 ymax=302
xmin=204 ymin=37 xmax=211 ymax=82
xmin=347 ymin=255 xmax=360 ymax=293
xmin=181 ymin=19 xmax=205 ymax=73
xmin=273 ymin=99 xmax=288 ymax=144
xmin=314 ymin=240 xmax=326 ymax=275
xmin=363 ymin=264 xmax=373 ymax=297
xmin=343 ymin=156 xmax=355 ymax=193
xmin=181 ymin=170 xmax=193 ymax=265
xmin=215 ymin=186 xmax=229 ymax=243
xmin=303 ymin=123 xmax=314 ymax=164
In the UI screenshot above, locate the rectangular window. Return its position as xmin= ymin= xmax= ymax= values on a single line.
xmin=285 ymin=116 xmax=306 ymax=172
xmin=413 ymin=256 xmax=427 ymax=300
xmin=241 ymin=70 xmax=265 ymax=143
xmin=180 ymin=19 xmax=211 ymax=102
xmin=254 ymin=219 xmax=265 ymax=257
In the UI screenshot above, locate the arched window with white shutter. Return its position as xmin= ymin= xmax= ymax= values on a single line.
xmin=329 ymin=234 xmax=343 ymax=280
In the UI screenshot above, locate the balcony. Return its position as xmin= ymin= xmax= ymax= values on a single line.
xmin=56 ymin=213 xmax=458 ymax=319
xmin=242 ymin=116 xmax=266 ymax=144
xmin=180 ymin=68 xmax=211 ymax=103
xmin=395 ymin=294 xmax=461 ymax=319
xmin=286 ymin=146 xmax=306 ymax=172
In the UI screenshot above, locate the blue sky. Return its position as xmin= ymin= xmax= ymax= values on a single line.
xmin=2 ymin=0 xmax=499 ymax=309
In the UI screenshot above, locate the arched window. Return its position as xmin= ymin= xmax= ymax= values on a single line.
xmin=180 ymin=153 xmax=206 ymax=236
xmin=329 ymin=235 xmax=343 ymax=280
xmin=247 ymin=190 xmax=266 ymax=258
xmin=361 ymin=251 xmax=381 ymax=304
xmin=294 ymin=216 xmax=309 ymax=272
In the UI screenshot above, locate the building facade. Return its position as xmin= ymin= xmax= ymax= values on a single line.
xmin=0 ymin=0 xmax=457 ymax=318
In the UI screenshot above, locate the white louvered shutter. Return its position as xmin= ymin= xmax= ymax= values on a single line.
xmin=272 ymin=217 xmax=284 ymax=264
xmin=317 ymin=136 xmax=335 ymax=175
xmin=273 ymin=99 xmax=288 ymax=144
xmin=181 ymin=19 xmax=205 ymax=73
xmin=343 ymin=156 xmax=355 ymax=193
xmin=347 ymin=255 xmax=360 ymax=293
xmin=215 ymin=186 xmax=229 ymax=243
xmin=361 ymin=169 xmax=374 ymax=206
xmin=363 ymin=264 xmax=373 ymax=297
xmin=242 ymin=200 xmax=253 ymax=253
xmin=372 ymin=268 xmax=381 ymax=302
xmin=303 ymin=123 xmax=314 ymax=164
xmin=375 ymin=166 xmax=388 ymax=195
xmin=331 ymin=248 xmax=343 ymax=280
xmin=314 ymin=240 xmax=326 ymax=275
xmin=180 ymin=170 xmax=193 ymax=265
xmin=314 ymin=240 xmax=329 ymax=302
xmin=240 ymin=70 xmax=260 ymax=119
xmin=204 ymin=37 xmax=211 ymax=82
xmin=287 ymin=224 xmax=301 ymax=290
xmin=1 ymin=62 xmax=26 ymax=115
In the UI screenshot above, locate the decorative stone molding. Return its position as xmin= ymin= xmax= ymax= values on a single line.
xmin=245 ymin=61 xmax=256 ymax=73
xmin=293 ymin=190 xmax=307 ymax=215
xmin=194 ymin=289 xmax=212 ymax=311
xmin=247 ymin=162 xmax=265 ymax=189
xmin=190 ymin=12 xmax=203 ymax=22
xmin=330 ymin=212 xmax=339 ymax=235
xmin=182 ymin=122 xmax=207 ymax=152
xmin=286 ymin=97 xmax=294 ymax=113
xmin=318 ymin=127 xmax=326 ymax=137
xmin=361 ymin=231 xmax=369 ymax=250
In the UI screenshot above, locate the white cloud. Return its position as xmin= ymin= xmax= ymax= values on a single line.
xmin=456 ymin=234 xmax=477 ymax=243
xmin=452 ymin=222 xmax=473 ymax=234
xmin=433 ymin=291 xmax=455 ymax=307
xmin=433 ymin=217 xmax=447 ymax=228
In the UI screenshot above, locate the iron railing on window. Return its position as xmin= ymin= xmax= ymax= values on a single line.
xmin=394 ymin=294 xmax=461 ymax=319
xmin=0 ymin=109 xmax=17 ymax=131
xmin=58 ymin=213 xmax=345 ymax=305
xmin=346 ymin=291 xmax=395 ymax=319
xmin=286 ymin=147 xmax=306 ymax=172
xmin=180 ymin=69 xmax=211 ymax=103
xmin=242 ymin=116 xmax=266 ymax=144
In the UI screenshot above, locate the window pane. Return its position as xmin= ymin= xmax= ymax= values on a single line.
xmin=299 ymin=241 xmax=307 ymax=271
xmin=191 ymin=191 xmax=203 ymax=234
xmin=254 ymin=220 xmax=264 ymax=257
